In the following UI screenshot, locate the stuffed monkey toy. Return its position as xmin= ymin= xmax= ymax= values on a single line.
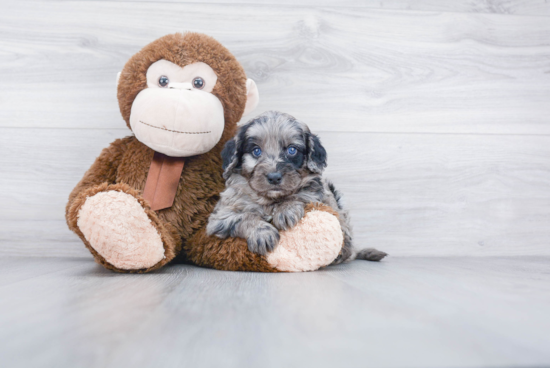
xmin=66 ymin=33 xmax=345 ymax=273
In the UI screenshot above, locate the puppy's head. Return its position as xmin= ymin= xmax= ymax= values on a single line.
xmin=221 ymin=111 xmax=327 ymax=199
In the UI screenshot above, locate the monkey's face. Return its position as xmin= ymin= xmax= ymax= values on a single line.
xmin=129 ymin=60 xmax=224 ymax=157
xmin=117 ymin=33 xmax=259 ymax=158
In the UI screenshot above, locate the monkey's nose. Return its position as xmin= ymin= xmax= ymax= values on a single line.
xmin=266 ymin=172 xmax=282 ymax=185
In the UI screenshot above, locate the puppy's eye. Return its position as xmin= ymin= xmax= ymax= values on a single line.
xmin=158 ymin=75 xmax=169 ymax=87
xmin=193 ymin=77 xmax=205 ymax=89
xmin=252 ymin=147 xmax=262 ymax=157
xmin=287 ymin=146 xmax=297 ymax=156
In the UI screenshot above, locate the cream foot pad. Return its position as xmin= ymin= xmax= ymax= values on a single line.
xmin=77 ymin=191 xmax=165 ymax=270
xmin=267 ymin=210 xmax=343 ymax=272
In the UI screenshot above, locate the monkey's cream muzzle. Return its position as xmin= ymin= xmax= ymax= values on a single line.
xmin=130 ymin=86 xmax=224 ymax=157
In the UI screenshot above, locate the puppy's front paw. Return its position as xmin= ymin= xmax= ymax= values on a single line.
xmin=206 ymin=219 xmax=230 ymax=238
xmin=272 ymin=203 xmax=305 ymax=231
xmin=247 ymin=223 xmax=280 ymax=255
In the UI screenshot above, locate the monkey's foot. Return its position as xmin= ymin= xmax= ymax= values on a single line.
xmin=77 ymin=190 xmax=166 ymax=270
xmin=266 ymin=203 xmax=343 ymax=272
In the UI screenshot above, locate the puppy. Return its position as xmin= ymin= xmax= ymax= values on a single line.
xmin=207 ymin=111 xmax=386 ymax=264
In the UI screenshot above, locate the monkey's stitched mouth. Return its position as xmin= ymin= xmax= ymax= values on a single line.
xmin=139 ymin=121 xmax=211 ymax=134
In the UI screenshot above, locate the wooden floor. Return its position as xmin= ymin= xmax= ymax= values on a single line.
xmin=1 ymin=256 xmax=549 ymax=368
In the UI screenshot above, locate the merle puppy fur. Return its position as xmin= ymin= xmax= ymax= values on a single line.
xmin=207 ymin=111 xmax=386 ymax=264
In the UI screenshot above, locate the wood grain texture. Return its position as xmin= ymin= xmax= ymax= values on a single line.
xmin=0 ymin=0 xmax=549 ymax=259
xmin=2 ymin=128 xmax=549 ymax=257
xmin=1 ymin=257 xmax=549 ymax=368
xmin=0 ymin=1 xmax=549 ymax=134
xmin=41 ymin=0 xmax=550 ymax=17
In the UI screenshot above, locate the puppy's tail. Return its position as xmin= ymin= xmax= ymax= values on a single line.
xmin=354 ymin=248 xmax=388 ymax=262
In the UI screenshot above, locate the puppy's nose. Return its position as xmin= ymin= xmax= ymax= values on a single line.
xmin=266 ymin=172 xmax=282 ymax=185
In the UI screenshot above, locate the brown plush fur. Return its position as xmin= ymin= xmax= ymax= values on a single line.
xmin=66 ymin=32 xmax=342 ymax=273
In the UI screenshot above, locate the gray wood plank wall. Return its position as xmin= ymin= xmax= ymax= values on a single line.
xmin=1 ymin=0 xmax=549 ymax=258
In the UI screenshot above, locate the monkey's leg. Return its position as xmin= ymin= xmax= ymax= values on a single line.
xmin=184 ymin=223 xmax=279 ymax=272
xmin=265 ymin=203 xmax=344 ymax=272
xmin=67 ymin=183 xmax=181 ymax=273
xmin=185 ymin=203 xmax=344 ymax=272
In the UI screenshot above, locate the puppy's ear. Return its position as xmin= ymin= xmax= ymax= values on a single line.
xmin=306 ymin=133 xmax=327 ymax=173
xmin=221 ymin=137 xmax=239 ymax=179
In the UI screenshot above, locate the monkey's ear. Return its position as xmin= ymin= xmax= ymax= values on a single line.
xmin=243 ymin=79 xmax=259 ymax=116
xmin=306 ymin=133 xmax=327 ymax=174
xmin=221 ymin=137 xmax=240 ymax=179
xmin=116 ymin=71 xmax=121 ymax=87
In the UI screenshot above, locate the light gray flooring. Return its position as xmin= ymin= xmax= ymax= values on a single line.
xmin=1 ymin=256 xmax=549 ymax=368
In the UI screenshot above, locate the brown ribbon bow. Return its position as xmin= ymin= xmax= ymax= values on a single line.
xmin=143 ymin=152 xmax=186 ymax=211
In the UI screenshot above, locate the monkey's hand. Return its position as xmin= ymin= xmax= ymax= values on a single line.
xmin=272 ymin=201 xmax=305 ymax=231
xmin=247 ymin=222 xmax=280 ymax=255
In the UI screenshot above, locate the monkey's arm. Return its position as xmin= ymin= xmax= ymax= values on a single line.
xmin=65 ymin=137 xmax=132 ymax=231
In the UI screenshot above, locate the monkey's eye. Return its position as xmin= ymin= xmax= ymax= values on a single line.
xmin=287 ymin=146 xmax=297 ymax=156
xmin=193 ymin=77 xmax=205 ymax=89
xmin=252 ymin=147 xmax=262 ymax=158
xmin=158 ymin=76 xmax=169 ymax=87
